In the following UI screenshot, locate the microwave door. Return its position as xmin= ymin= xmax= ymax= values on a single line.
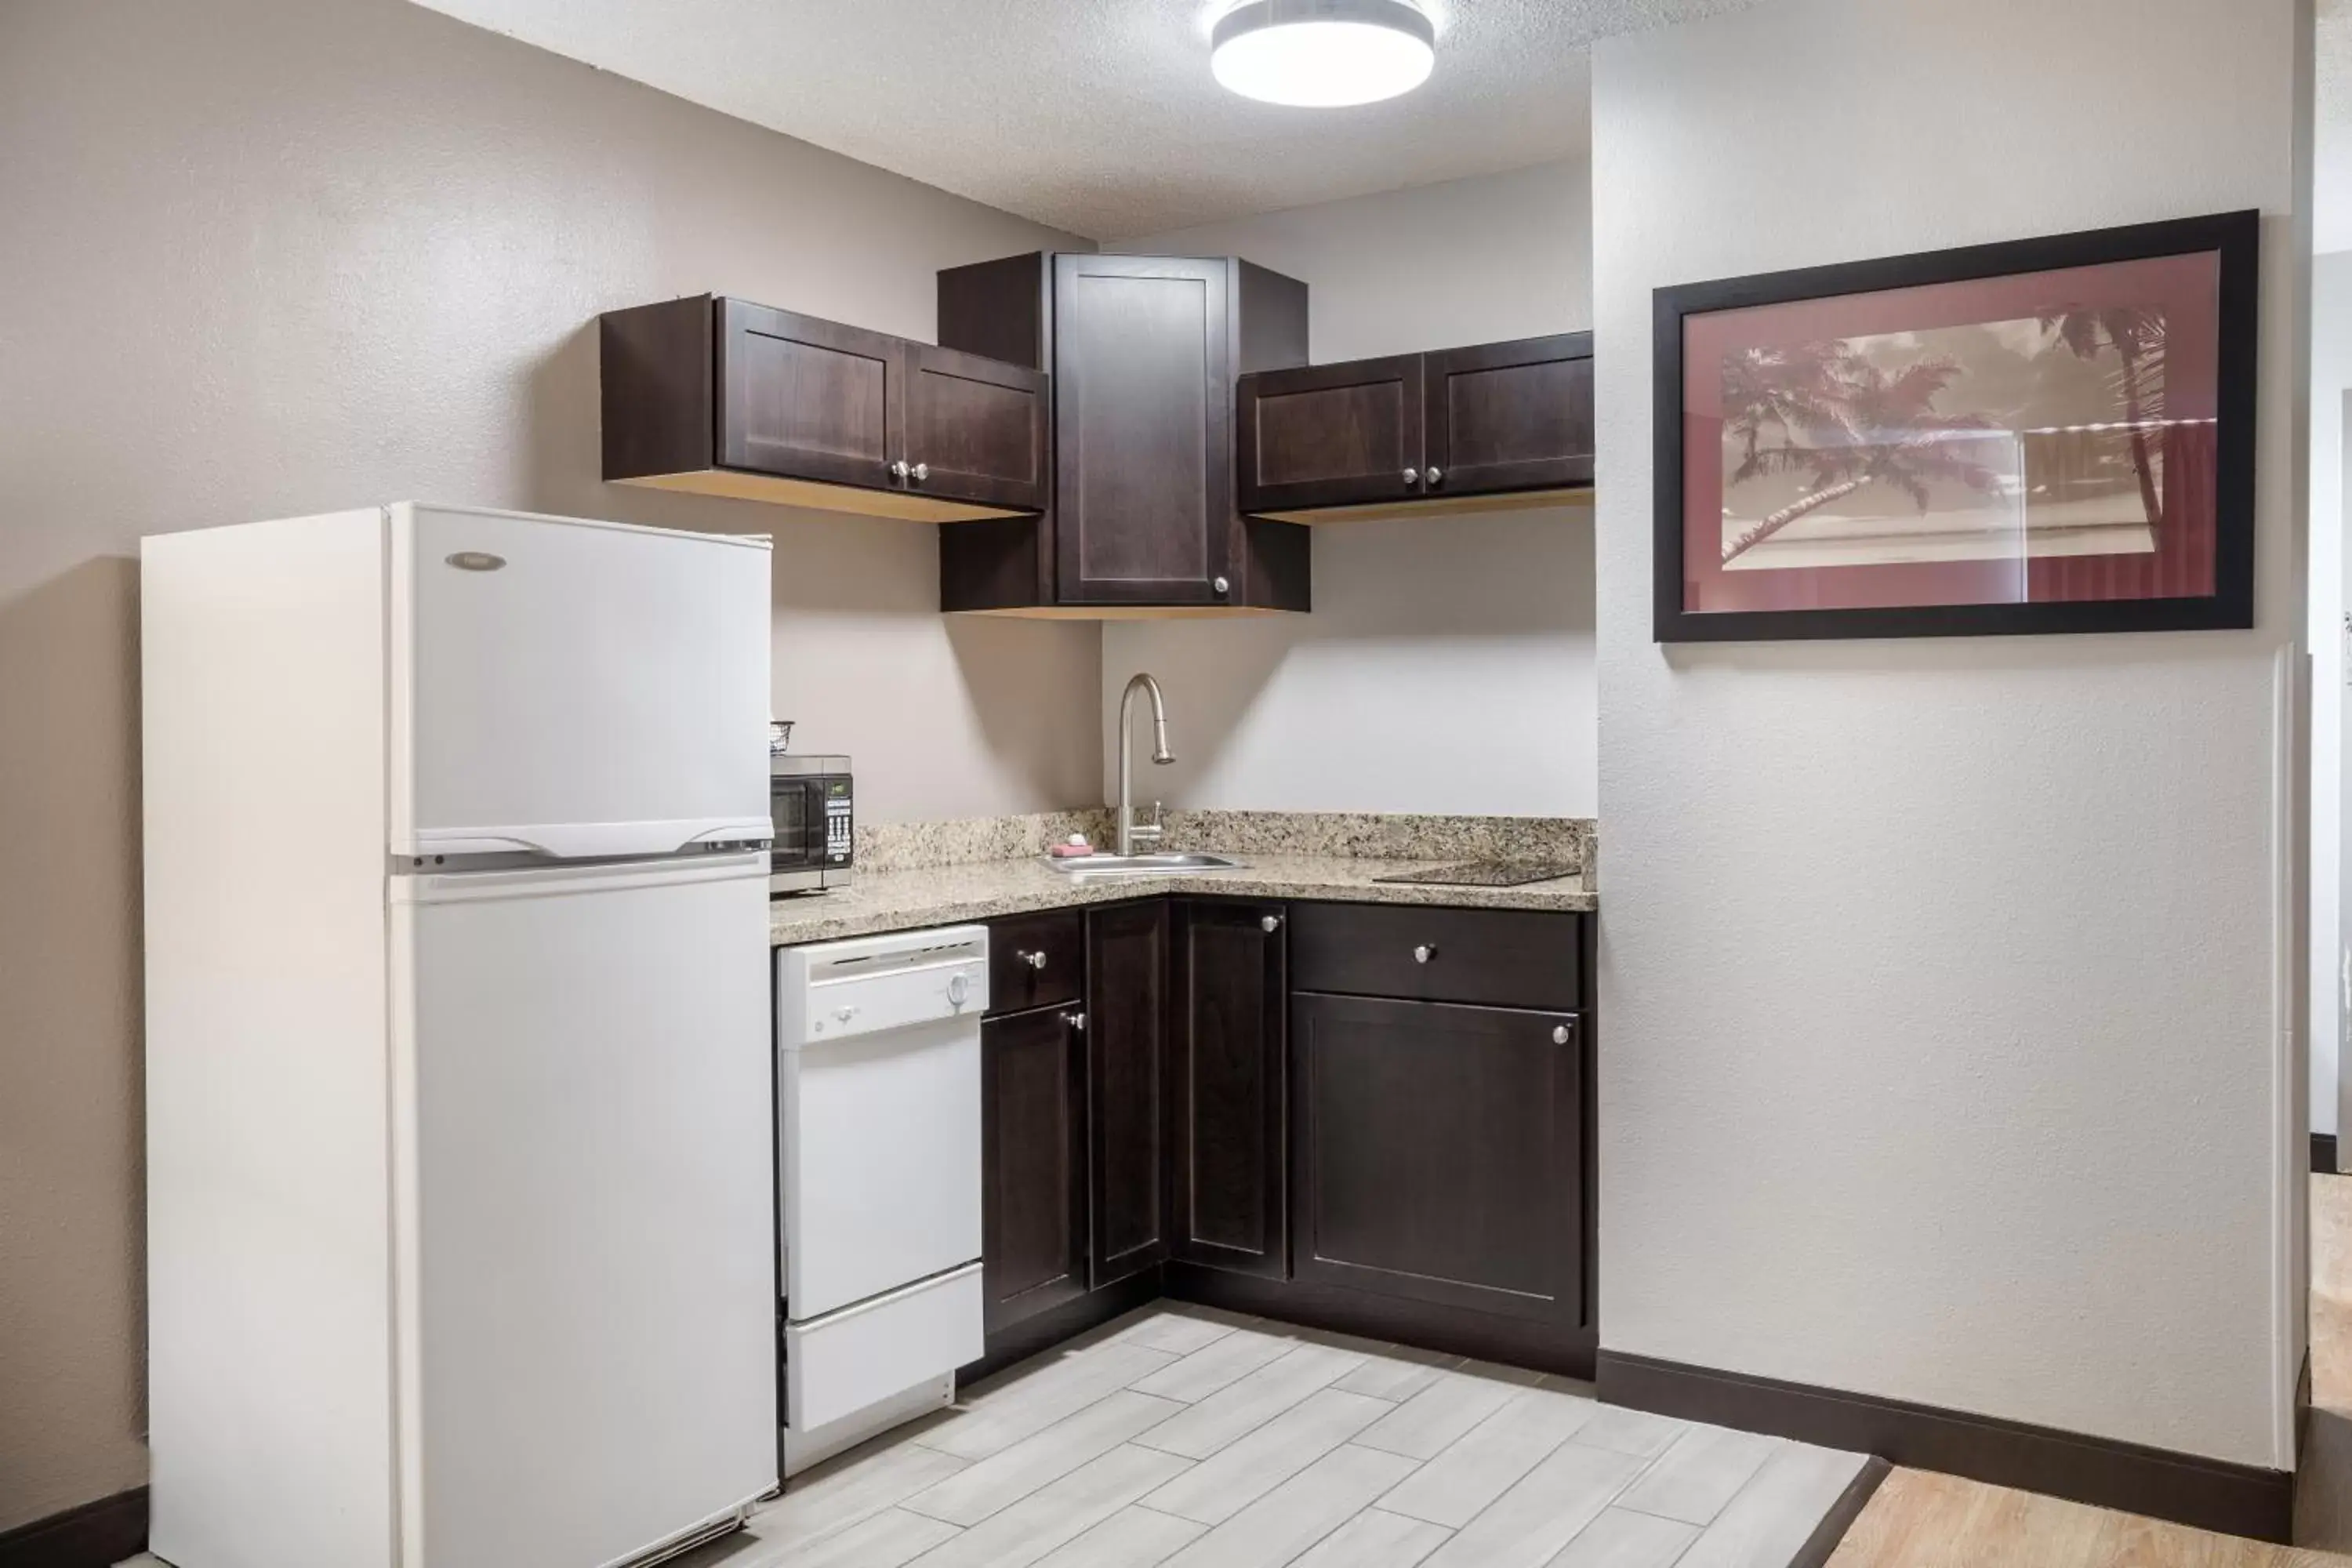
xmin=771 ymin=779 xmax=824 ymax=867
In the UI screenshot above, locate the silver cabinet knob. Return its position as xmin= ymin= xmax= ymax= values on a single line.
xmin=1212 ymin=575 xmax=1230 ymax=595
xmin=1261 ymin=914 xmax=1282 ymax=933
xmin=1413 ymin=944 xmax=1436 ymax=964
xmin=1425 ymin=466 xmax=1444 ymax=485
xmin=910 ymin=462 xmax=929 ymax=482
xmin=1018 ymin=949 xmax=1048 ymax=971
xmin=1552 ymin=1024 xmax=1570 ymax=1045
xmin=1062 ymin=1011 xmax=1087 ymax=1033
xmin=889 ymin=459 xmax=910 ymax=480
xmin=1402 ymin=467 xmax=1422 ymax=485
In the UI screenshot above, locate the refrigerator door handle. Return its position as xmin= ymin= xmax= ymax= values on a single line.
xmin=397 ymin=817 xmax=775 ymax=862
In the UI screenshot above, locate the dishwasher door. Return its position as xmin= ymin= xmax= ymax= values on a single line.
xmin=776 ymin=926 xmax=988 ymax=1323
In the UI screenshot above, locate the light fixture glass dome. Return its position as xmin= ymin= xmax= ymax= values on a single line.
xmin=1210 ymin=0 xmax=1436 ymax=108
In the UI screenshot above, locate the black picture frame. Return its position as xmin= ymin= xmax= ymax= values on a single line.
xmin=1653 ymin=209 xmax=2260 ymax=643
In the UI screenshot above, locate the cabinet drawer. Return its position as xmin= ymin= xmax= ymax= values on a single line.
xmin=988 ymin=910 xmax=1083 ymax=1015
xmin=1288 ymin=902 xmax=1581 ymax=1011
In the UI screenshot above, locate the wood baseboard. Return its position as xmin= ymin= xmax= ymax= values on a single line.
xmin=1596 ymin=1351 xmax=2290 ymax=1544
xmin=0 ymin=1488 xmax=147 ymax=1568
xmin=2317 ymin=1132 xmax=2338 ymax=1174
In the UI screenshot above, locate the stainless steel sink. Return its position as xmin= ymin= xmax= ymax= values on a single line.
xmin=1045 ymin=852 xmax=1247 ymax=878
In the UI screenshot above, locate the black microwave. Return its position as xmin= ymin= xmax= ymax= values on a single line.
xmin=770 ymin=755 xmax=852 ymax=895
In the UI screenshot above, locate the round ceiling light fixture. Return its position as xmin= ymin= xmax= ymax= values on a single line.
xmin=1210 ymin=0 xmax=1436 ymax=108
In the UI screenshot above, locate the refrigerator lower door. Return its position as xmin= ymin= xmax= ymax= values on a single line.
xmin=389 ymin=504 xmax=772 ymax=860
xmin=389 ymin=854 xmax=775 ymax=1568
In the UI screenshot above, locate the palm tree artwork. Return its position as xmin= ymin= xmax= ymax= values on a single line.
xmin=1717 ymin=341 xmax=2002 ymax=566
xmin=2036 ymin=306 xmax=2167 ymax=529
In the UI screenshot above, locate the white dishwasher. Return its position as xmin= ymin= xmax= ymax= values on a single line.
xmin=775 ymin=924 xmax=987 ymax=1476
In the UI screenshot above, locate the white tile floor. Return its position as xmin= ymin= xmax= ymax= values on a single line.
xmin=114 ymin=1304 xmax=1866 ymax=1568
xmin=686 ymin=1305 xmax=1869 ymax=1568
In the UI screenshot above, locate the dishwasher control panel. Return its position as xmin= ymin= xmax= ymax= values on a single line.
xmin=775 ymin=924 xmax=989 ymax=1047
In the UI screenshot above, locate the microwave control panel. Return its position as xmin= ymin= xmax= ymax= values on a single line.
xmin=824 ymin=778 xmax=853 ymax=866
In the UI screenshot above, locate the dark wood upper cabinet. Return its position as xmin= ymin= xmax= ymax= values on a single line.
xmin=1054 ymin=254 xmax=1231 ymax=606
xmin=1236 ymin=332 xmax=1595 ymax=522
xmin=1290 ymin=994 xmax=1584 ymax=1328
xmin=718 ymin=299 xmax=900 ymax=491
xmin=937 ymin=251 xmax=1312 ymax=616
xmin=1170 ymin=902 xmax=1289 ymax=1279
xmin=600 ymin=293 xmax=1047 ymax=523
xmin=1236 ymin=356 xmax=1424 ymax=516
xmin=1084 ymin=900 xmax=1171 ymax=1288
xmin=1425 ymin=335 xmax=1595 ymax=497
xmin=981 ymin=1004 xmax=1089 ymax=1335
xmin=903 ymin=341 xmax=1051 ymax=514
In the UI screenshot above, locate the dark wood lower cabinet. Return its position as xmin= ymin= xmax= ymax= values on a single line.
xmin=980 ymin=1004 xmax=1087 ymax=1334
xmin=1085 ymin=902 xmax=1171 ymax=1287
xmin=1170 ymin=902 xmax=1288 ymax=1278
xmin=1290 ymin=993 xmax=1584 ymax=1328
xmin=975 ymin=898 xmax=1593 ymax=1374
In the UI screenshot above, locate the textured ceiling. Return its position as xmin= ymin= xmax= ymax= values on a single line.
xmin=406 ymin=0 xmax=1753 ymax=240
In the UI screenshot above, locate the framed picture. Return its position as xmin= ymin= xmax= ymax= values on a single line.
xmin=1653 ymin=209 xmax=2259 ymax=641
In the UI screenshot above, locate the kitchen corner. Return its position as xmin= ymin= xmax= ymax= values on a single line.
xmin=768 ymin=810 xmax=1598 ymax=947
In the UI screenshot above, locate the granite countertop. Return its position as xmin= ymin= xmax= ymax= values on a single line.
xmin=768 ymin=851 xmax=1595 ymax=947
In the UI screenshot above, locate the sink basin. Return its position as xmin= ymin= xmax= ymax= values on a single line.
xmin=1046 ymin=852 xmax=1247 ymax=878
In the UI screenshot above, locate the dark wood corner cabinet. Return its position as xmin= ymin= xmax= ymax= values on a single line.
xmin=600 ymin=294 xmax=1048 ymax=524
xmin=972 ymin=895 xmax=1595 ymax=1383
xmin=935 ymin=252 xmax=1313 ymax=617
xmin=1236 ymin=333 xmax=1595 ymax=523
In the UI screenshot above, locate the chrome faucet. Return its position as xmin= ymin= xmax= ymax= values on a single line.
xmin=1115 ymin=672 xmax=1174 ymax=857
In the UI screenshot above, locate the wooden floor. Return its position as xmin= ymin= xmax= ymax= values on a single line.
xmin=1828 ymin=1468 xmax=2348 ymax=1568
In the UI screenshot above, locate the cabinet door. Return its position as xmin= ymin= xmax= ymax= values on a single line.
xmin=1423 ymin=334 xmax=1595 ymax=499
xmin=717 ymin=299 xmax=902 ymax=492
xmin=1291 ymin=994 xmax=1582 ymax=1326
xmin=1085 ymin=901 xmax=1171 ymax=1286
xmin=903 ymin=342 xmax=1050 ymax=514
xmin=1053 ymin=255 xmax=1232 ymax=605
xmin=1171 ymin=902 xmax=1288 ymax=1278
xmin=1236 ymin=356 xmax=1425 ymax=515
xmin=981 ymin=1004 xmax=1088 ymax=1334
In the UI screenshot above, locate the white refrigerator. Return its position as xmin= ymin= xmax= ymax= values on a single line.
xmin=143 ymin=503 xmax=779 ymax=1568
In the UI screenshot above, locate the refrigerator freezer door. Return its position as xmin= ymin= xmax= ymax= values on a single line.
xmin=390 ymin=505 xmax=771 ymax=858
xmin=389 ymin=855 xmax=775 ymax=1568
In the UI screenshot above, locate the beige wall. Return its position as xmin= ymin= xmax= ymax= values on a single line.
xmin=1593 ymin=0 xmax=2306 ymax=1466
xmin=0 ymin=0 xmax=1095 ymax=1528
xmin=1104 ymin=164 xmax=1598 ymax=818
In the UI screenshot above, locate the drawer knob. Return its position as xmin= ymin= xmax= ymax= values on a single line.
xmin=889 ymin=459 xmax=910 ymax=480
xmin=1018 ymin=949 xmax=1048 ymax=971
xmin=1552 ymin=1024 xmax=1570 ymax=1045
xmin=1413 ymin=943 xmax=1437 ymax=964
xmin=911 ymin=462 xmax=930 ymax=482
xmin=1062 ymin=1011 xmax=1087 ymax=1033
xmin=1402 ymin=466 xmax=1422 ymax=486
xmin=1425 ymin=466 xmax=1444 ymax=485
xmin=1261 ymin=914 xmax=1282 ymax=933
